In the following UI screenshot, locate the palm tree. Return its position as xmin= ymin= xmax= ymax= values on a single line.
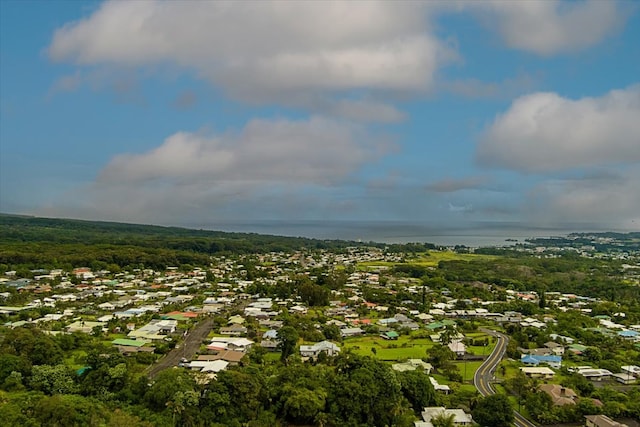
xmin=431 ymin=412 xmax=456 ymax=427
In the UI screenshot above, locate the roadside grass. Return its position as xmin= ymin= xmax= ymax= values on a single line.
xmin=454 ymin=360 xmax=483 ymax=382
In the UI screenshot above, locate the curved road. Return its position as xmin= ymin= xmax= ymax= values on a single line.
xmin=474 ymin=329 xmax=538 ymax=427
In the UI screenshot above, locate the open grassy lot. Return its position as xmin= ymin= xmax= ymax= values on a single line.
xmin=358 ymin=250 xmax=500 ymax=269
xmin=342 ymin=334 xmax=435 ymax=360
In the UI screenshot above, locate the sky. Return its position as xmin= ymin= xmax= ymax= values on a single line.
xmin=1 ymin=0 xmax=639 ymax=237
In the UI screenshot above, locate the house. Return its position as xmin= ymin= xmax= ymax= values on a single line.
xmin=448 ymin=340 xmax=467 ymax=357
xmin=544 ymin=341 xmax=565 ymax=356
xmin=612 ymin=373 xmax=637 ymax=385
xmin=584 ymin=415 xmax=629 ymax=427
xmin=220 ymin=324 xmax=248 ymax=336
xmin=428 ymin=377 xmax=450 ymax=393
xmin=260 ymin=339 xmax=279 ymax=351
xmin=66 ymin=320 xmax=105 ymax=334
xmin=567 ymin=343 xmax=588 ymax=355
xmin=299 ymin=341 xmax=340 ymax=358
xmin=521 ymin=354 xmax=562 ymax=369
xmin=187 ymin=360 xmax=229 ymax=373
xmin=520 ymin=367 xmax=555 ymax=379
xmin=199 ymin=350 xmax=246 ymax=366
xmin=577 ymin=368 xmax=612 ymax=381
xmin=539 ymin=384 xmax=577 ymax=406
xmin=380 ymin=331 xmax=399 ymax=340
xmin=340 ymin=327 xmax=365 ymax=338
xmin=391 ymin=359 xmax=433 ymax=373
xmin=417 ymin=407 xmax=473 ymax=427
xmin=620 ymin=365 xmax=640 ymax=378
xmin=262 ymin=329 xmax=279 ymax=340
xmin=227 ymin=315 xmax=244 ymax=325
xmin=128 ymin=319 xmax=177 ymax=340
xmin=208 ymin=337 xmax=254 ymax=352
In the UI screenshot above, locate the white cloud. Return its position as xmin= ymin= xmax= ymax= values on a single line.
xmin=39 ymin=116 xmax=393 ymax=224
xmin=99 ymin=116 xmax=390 ymax=185
xmin=477 ymin=85 xmax=640 ymax=172
xmin=49 ymin=1 xmax=448 ymax=105
xmin=461 ymin=0 xmax=624 ymax=55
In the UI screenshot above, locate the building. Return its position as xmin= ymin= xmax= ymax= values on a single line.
xmin=584 ymin=415 xmax=629 ymax=427
xmin=299 ymin=341 xmax=340 ymax=358
xmin=520 ymin=367 xmax=555 ymax=379
xmin=539 ymin=384 xmax=577 ymax=406
xmin=521 ymin=354 xmax=562 ymax=369
xmin=416 ymin=407 xmax=473 ymax=427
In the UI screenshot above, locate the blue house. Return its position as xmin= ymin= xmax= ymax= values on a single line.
xmin=521 ymin=354 xmax=562 ymax=369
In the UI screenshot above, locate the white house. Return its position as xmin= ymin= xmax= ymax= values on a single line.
xmin=299 ymin=341 xmax=340 ymax=358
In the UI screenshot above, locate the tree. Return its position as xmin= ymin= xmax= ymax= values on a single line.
xmin=439 ymin=325 xmax=457 ymax=346
xmin=144 ymin=369 xmax=196 ymax=412
xmin=472 ymin=394 xmax=514 ymax=427
xmin=29 ymin=364 xmax=79 ymax=395
xmin=431 ymin=412 xmax=456 ymax=427
xmin=427 ymin=344 xmax=455 ymax=369
xmin=397 ymin=370 xmax=436 ymax=413
xmin=277 ymin=326 xmax=299 ymax=364
xmin=0 ymin=327 xmax=63 ymax=365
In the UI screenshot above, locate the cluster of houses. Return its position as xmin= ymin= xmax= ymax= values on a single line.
xmin=1 ymin=246 xmax=639 ymax=425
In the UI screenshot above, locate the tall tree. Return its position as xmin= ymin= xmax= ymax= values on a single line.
xmin=472 ymin=394 xmax=514 ymax=427
xmin=277 ymin=326 xmax=299 ymax=364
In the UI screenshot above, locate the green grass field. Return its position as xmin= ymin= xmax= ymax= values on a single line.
xmin=342 ymin=334 xmax=435 ymax=360
xmin=358 ymin=250 xmax=500 ymax=270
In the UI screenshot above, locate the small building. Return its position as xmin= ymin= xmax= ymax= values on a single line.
xmin=448 ymin=340 xmax=467 ymax=357
xmin=380 ymin=331 xmax=399 ymax=340
xmin=520 ymin=367 xmax=555 ymax=379
xmin=299 ymin=341 xmax=340 ymax=358
xmin=578 ymin=368 xmax=612 ymax=382
xmin=520 ymin=354 xmax=562 ymax=369
xmin=340 ymin=327 xmax=365 ymax=338
xmin=539 ymin=384 xmax=577 ymax=406
xmin=220 ymin=324 xmax=248 ymax=336
xmin=585 ymin=414 xmax=629 ymax=427
xmin=418 ymin=407 xmax=473 ymax=427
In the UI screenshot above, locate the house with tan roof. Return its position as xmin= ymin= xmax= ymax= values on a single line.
xmin=539 ymin=384 xmax=577 ymax=406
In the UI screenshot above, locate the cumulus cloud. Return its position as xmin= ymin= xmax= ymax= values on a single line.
xmin=98 ymin=116 xmax=390 ymax=185
xmin=477 ymin=85 xmax=640 ymax=173
xmin=48 ymin=1 xmax=448 ymax=105
xmin=461 ymin=0 xmax=624 ymax=55
xmin=39 ymin=116 xmax=394 ymax=224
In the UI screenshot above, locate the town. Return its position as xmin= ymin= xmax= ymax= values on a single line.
xmin=1 ymin=220 xmax=639 ymax=427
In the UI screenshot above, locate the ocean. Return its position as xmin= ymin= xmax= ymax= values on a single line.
xmin=185 ymin=220 xmax=589 ymax=247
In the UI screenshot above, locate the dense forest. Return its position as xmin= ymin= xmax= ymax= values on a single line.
xmin=0 ymin=215 xmax=435 ymax=272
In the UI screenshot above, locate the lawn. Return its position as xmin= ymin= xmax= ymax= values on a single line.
xmin=342 ymin=334 xmax=435 ymax=361
xmin=453 ymin=360 xmax=483 ymax=382
xmin=358 ymin=251 xmax=500 ymax=269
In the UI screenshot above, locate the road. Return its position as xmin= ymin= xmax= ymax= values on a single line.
xmin=473 ymin=329 xmax=538 ymax=427
xmin=147 ymin=317 xmax=213 ymax=379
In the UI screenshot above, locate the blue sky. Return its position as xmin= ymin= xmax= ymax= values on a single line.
xmin=1 ymin=0 xmax=639 ymax=234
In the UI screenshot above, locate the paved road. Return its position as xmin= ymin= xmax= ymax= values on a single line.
xmin=474 ymin=329 xmax=538 ymax=427
xmin=147 ymin=317 xmax=213 ymax=379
